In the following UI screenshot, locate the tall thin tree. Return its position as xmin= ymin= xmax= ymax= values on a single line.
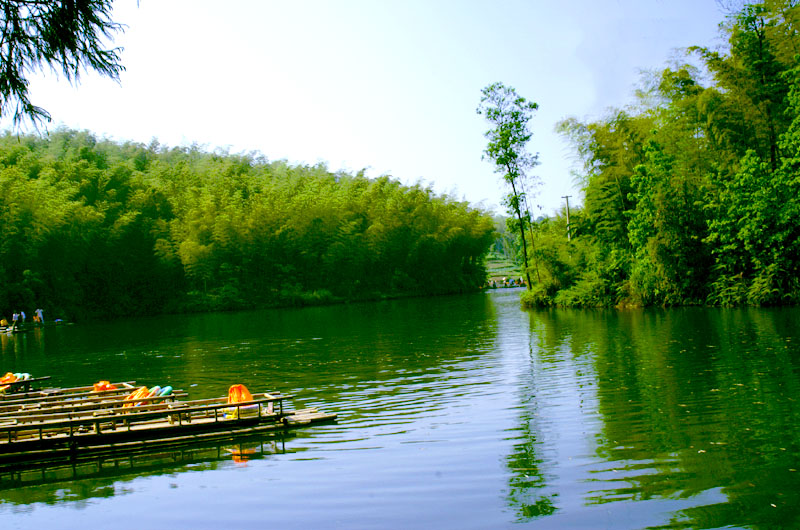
xmin=477 ymin=82 xmax=540 ymax=290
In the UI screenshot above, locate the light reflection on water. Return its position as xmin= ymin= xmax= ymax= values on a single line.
xmin=0 ymin=292 xmax=799 ymax=529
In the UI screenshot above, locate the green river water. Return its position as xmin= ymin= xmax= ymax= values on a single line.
xmin=0 ymin=289 xmax=798 ymax=529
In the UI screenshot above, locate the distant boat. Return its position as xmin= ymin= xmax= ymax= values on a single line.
xmin=1 ymin=319 xmax=68 ymax=334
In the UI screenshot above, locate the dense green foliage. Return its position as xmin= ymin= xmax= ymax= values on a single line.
xmin=0 ymin=130 xmax=494 ymax=320
xmin=523 ymin=0 xmax=800 ymax=308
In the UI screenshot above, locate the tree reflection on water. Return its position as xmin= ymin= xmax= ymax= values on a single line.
xmin=505 ymin=414 xmax=557 ymax=520
xmin=512 ymin=307 xmax=800 ymax=529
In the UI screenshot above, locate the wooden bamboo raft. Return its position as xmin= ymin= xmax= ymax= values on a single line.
xmin=0 ymin=376 xmax=52 ymax=394
xmin=0 ymin=392 xmax=336 ymax=465
xmin=0 ymin=389 xmax=189 ymax=420
xmin=0 ymin=381 xmax=137 ymax=404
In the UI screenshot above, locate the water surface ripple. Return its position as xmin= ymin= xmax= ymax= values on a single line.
xmin=1 ymin=292 xmax=799 ymax=529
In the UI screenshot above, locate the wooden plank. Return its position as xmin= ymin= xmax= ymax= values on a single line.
xmin=0 ymin=394 xmax=291 ymax=438
xmin=0 ymin=411 xmax=295 ymax=455
xmin=0 ymin=376 xmax=51 ymax=394
xmin=0 ymin=419 xmax=301 ymax=467
xmin=0 ymin=382 xmax=138 ymax=406
xmin=0 ymin=386 xmax=335 ymax=465
xmin=0 ymin=391 xmax=189 ymax=420
xmin=0 ymin=411 xmax=337 ymax=466
xmin=0 ymin=381 xmax=136 ymax=400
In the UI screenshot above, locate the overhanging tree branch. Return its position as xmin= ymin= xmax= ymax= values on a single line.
xmin=0 ymin=0 xmax=124 ymax=127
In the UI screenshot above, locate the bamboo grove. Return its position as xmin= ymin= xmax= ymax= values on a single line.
xmin=523 ymin=0 xmax=800 ymax=308
xmin=0 ymin=131 xmax=494 ymax=320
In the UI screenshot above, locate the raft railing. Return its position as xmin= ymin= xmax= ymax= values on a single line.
xmin=0 ymin=393 xmax=290 ymax=446
xmin=0 ymin=389 xmax=189 ymax=420
xmin=0 ymin=382 xmax=138 ymax=406
xmin=0 ymin=376 xmax=52 ymax=395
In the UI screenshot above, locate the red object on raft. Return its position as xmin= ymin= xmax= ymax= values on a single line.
xmin=227 ymin=384 xmax=253 ymax=404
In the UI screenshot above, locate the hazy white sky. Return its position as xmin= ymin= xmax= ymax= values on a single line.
xmin=3 ymin=0 xmax=727 ymax=215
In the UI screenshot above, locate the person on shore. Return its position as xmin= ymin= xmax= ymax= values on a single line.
xmin=34 ymin=308 xmax=43 ymax=326
xmin=11 ymin=312 xmax=19 ymax=330
xmin=20 ymin=311 xmax=26 ymax=327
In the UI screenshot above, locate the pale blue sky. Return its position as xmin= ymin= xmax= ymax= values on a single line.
xmin=5 ymin=0 xmax=727 ymax=215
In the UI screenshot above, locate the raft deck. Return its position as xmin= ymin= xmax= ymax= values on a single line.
xmin=0 ymin=376 xmax=52 ymax=394
xmin=0 ymin=381 xmax=137 ymax=403
xmin=0 ymin=390 xmax=189 ymax=420
xmin=0 ymin=392 xmax=336 ymax=464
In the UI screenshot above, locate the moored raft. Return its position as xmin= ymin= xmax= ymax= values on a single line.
xmin=0 ymin=379 xmax=134 ymax=402
xmin=0 ymin=383 xmax=336 ymax=465
xmin=0 ymin=373 xmax=52 ymax=395
xmin=0 ymin=386 xmax=188 ymax=420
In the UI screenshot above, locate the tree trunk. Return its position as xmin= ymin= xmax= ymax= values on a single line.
xmin=527 ymin=220 xmax=541 ymax=284
xmin=509 ymin=180 xmax=533 ymax=290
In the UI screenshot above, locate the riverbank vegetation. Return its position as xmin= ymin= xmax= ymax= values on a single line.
xmin=521 ymin=1 xmax=800 ymax=308
xmin=0 ymin=131 xmax=494 ymax=320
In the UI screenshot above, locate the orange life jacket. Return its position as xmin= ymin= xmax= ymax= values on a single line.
xmin=123 ymin=386 xmax=150 ymax=407
xmin=93 ymin=380 xmax=118 ymax=392
xmin=227 ymin=384 xmax=253 ymax=404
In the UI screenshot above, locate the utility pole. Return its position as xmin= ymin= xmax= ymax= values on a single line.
xmin=562 ymin=195 xmax=572 ymax=241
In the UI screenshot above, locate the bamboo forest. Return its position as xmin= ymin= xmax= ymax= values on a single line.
xmin=524 ymin=1 xmax=800 ymax=308
xmin=0 ymin=131 xmax=494 ymax=319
